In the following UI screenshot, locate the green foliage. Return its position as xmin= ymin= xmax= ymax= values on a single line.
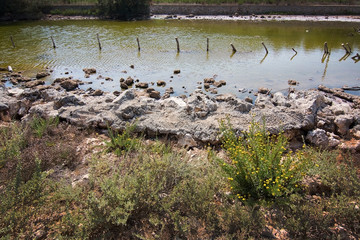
xmin=0 ymin=0 xmax=49 ymax=19
xmin=105 ymin=124 xmax=140 ymax=156
xmin=0 ymin=159 xmax=48 ymax=238
xmin=0 ymin=123 xmax=26 ymax=169
xmin=219 ymin=119 xmax=308 ymax=201
xmin=30 ymin=116 xmax=59 ymax=138
xmin=97 ymin=0 xmax=150 ymax=20
xmin=50 ymin=8 xmax=98 ymax=15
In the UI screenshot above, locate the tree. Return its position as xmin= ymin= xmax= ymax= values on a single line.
xmin=98 ymin=0 xmax=151 ymax=20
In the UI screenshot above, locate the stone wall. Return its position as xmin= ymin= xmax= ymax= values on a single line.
xmin=150 ymin=4 xmax=360 ymax=16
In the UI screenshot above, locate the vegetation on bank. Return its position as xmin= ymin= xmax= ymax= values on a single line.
xmin=0 ymin=117 xmax=359 ymax=239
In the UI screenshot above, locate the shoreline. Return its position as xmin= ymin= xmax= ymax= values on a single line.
xmin=41 ymin=14 xmax=360 ymax=23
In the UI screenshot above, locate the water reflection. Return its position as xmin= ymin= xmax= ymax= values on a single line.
xmin=0 ymin=19 xmax=359 ymax=97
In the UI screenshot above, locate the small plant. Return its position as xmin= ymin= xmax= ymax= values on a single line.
xmin=30 ymin=116 xmax=59 ymax=138
xmin=219 ymin=118 xmax=308 ymax=201
xmin=105 ymin=123 xmax=140 ymax=156
xmin=0 ymin=123 xmax=26 ymax=168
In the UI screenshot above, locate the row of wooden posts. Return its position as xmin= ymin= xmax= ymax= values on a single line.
xmin=8 ymin=35 xmax=355 ymax=56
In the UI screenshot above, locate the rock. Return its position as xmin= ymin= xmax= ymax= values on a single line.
xmin=334 ymin=115 xmax=354 ymax=136
xmin=0 ymin=103 xmax=9 ymax=112
xmin=113 ymin=91 xmax=121 ymax=96
xmin=302 ymin=175 xmax=331 ymax=195
xmin=60 ymin=80 xmax=78 ymax=91
xmin=135 ymin=82 xmax=148 ymax=89
xmin=210 ymin=88 xmax=218 ymax=94
xmin=204 ymin=83 xmax=210 ymax=89
xmin=339 ymin=139 xmax=360 ymax=153
xmin=177 ymin=134 xmax=197 ymax=148
xmin=288 ymin=79 xmax=298 ymax=85
xmin=36 ymin=72 xmax=50 ymax=79
xmin=272 ymin=92 xmax=290 ymax=107
xmin=105 ymin=77 xmax=113 ymax=81
xmin=213 ymin=80 xmax=226 ymax=88
xmin=258 ymin=87 xmax=270 ymax=94
xmin=125 ymin=77 xmax=134 ymax=86
xmin=113 ymin=89 xmax=136 ymax=104
xmin=91 ymin=89 xmax=103 ymax=96
xmin=54 ymin=95 xmax=85 ymax=109
xmin=329 ymin=103 xmax=352 ymax=115
xmin=149 ymin=91 xmax=161 ymax=100
xmin=255 ymin=94 xmax=273 ymax=108
xmin=204 ymin=78 xmax=215 ymax=84
xmin=245 ymin=97 xmax=253 ymax=104
xmin=174 ymin=70 xmax=181 ymax=74
xmin=120 ymin=82 xmax=128 ymax=89
xmin=83 ymin=68 xmax=96 ymax=75
xmin=165 ymin=87 xmax=174 ymax=94
xmin=130 ymin=65 xmax=134 ymax=69
xmin=85 ymin=74 xmax=90 ymax=78
xmin=25 ymin=80 xmax=45 ymax=88
xmin=306 ymin=128 xmax=329 ymax=148
xmin=157 ymin=80 xmax=166 ymax=87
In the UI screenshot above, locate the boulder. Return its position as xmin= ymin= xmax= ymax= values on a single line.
xmin=173 ymin=70 xmax=181 ymax=74
xmin=36 ymin=72 xmax=50 ymax=79
xmin=135 ymin=82 xmax=149 ymax=89
xmin=204 ymin=78 xmax=215 ymax=84
xmin=54 ymin=95 xmax=85 ymax=109
xmin=258 ymin=87 xmax=270 ymax=94
xmin=120 ymin=82 xmax=128 ymax=89
xmin=25 ymin=80 xmax=45 ymax=88
xmin=91 ymin=89 xmax=103 ymax=96
xmin=60 ymin=80 xmax=79 ymax=91
xmin=334 ymin=115 xmax=354 ymax=136
xmin=125 ymin=77 xmax=134 ymax=86
xmin=306 ymin=128 xmax=329 ymax=148
xmin=157 ymin=80 xmax=166 ymax=87
xmin=83 ymin=68 xmax=96 ymax=75
xmin=149 ymin=91 xmax=161 ymax=100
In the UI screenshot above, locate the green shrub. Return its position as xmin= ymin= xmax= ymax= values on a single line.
xmin=219 ymin=119 xmax=308 ymax=201
xmin=30 ymin=116 xmax=59 ymax=138
xmin=97 ymin=0 xmax=150 ymax=20
xmin=105 ymin=124 xmax=140 ymax=156
xmin=0 ymin=123 xmax=26 ymax=169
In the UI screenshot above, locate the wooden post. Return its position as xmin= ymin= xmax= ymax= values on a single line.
xmin=51 ymin=36 xmax=56 ymax=49
xmin=206 ymin=38 xmax=209 ymax=52
xmin=8 ymin=66 xmax=13 ymax=72
xmin=97 ymin=33 xmax=102 ymax=50
xmin=341 ymin=43 xmax=349 ymax=54
xmin=324 ymin=42 xmax=329 ymax=54
xmin=136 ymin=37 xmax=140 ymax=52
xmin=230 ymin=43 xmax=237 ymax=53
xmin=292 ymin=48 xmax=297 ymax=54
xmin=175 ymin=37 xmax=180 ymax=53
xmin=262 ymin=42 xmax=268 ymax=54
xmin=10 ymin=36 xmax=15 ymax=48
xmin=346 ymin=43 xmax=352 ymax=53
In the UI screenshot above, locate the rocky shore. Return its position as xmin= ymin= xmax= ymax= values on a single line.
xmin=1 ymin=69 xmax=360 ymax=152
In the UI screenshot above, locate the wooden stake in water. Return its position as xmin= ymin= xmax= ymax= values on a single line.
xmin=137 ymin=37 xmax=140 ymax=52
xmin=51 ymin=36 xmax=56 ymax=49
xmin=207 ymin=38 xmax=209 ymax=52
xmin=97 ymin=33 xmax=102 ymax=50
xmin=341 ymin=43 xmax=349 ymax=54
xmin=230 ymin=43 xmax=237 ymax=53
xmin=323 ymin=42 xmax=329 ymax=54
xmin=262 ymin=42 xmax=268 ymax=54
xmin=292 ymin=48 xmax=297 ymax=54
xmin=346 ymin=43 xmax=352 ymax=53
xmin=175 ymin=37 xmax=180 ymax=53
xmin=10 ymin=36 xmax=15 ymax=48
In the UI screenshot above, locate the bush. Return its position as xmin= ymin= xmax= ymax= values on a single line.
xmin=97 ymin=0 xmax=151 ymax=20
xmin=105 ymin=124 xmax=140 ymax=156
xmin=219 ymin=119 xmax=308 ymax=201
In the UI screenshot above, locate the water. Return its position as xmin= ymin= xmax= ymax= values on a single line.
xmin=0 ymin=19 xmax=359 ymax=98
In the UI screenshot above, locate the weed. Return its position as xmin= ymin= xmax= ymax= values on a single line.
xmin=219 ymin=118 xmax=308 ymax=201
xmin=105 ymin=124 xmax=140 ymax=156
xmin=30 ymin=116 xmax=59 ymax=138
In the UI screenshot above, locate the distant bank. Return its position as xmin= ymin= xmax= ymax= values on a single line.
xmin=150 ymin=3 xmax=360 ymax=15
xmin=48 ymin=3 xmax=360 ymax=16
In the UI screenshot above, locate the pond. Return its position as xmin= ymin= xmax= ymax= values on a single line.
xmin=0 ymin=19 xmax=359 ymax=98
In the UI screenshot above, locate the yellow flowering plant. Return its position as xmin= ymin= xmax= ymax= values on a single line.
xmin=219 ymin=118 xmax=307 ymax=201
